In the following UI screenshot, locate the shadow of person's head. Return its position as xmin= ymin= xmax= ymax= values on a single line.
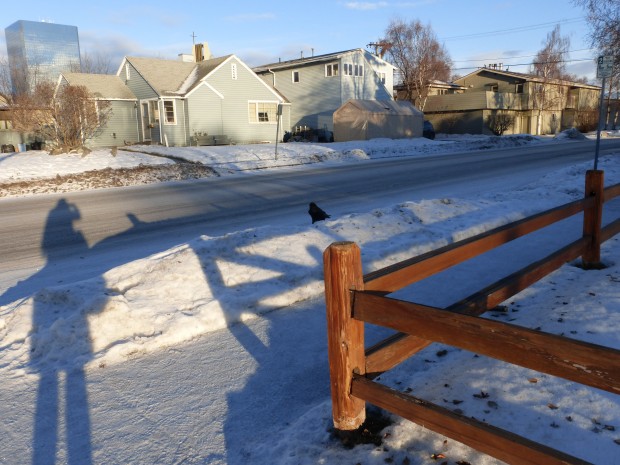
xmin=42 ymin=198 xmax=89 ymax=260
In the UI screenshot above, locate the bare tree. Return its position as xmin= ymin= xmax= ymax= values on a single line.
xmin=486 ymin=111 xmax=516 ymax=136
xmin=0 ymin=56 xmax=13 ymax=102
xmin=573 ymin=0 xmax=619 ymax=128
xmin=10 ymin=81 xmax=111 ymax=152
xmin=573 ymin=0 xmax=619 ymax=54
xmin=383 ymin=18 xmax=452 ymax=111
xmin=530 ymin=25 xmax=571 ymax=134
xmin=532 ymin=25 xmax=570 ymax=80
xmin=72 ymin=51 xmax=114 ymax=75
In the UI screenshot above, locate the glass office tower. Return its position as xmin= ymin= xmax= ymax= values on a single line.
xmin=5 ymin=20 xmax=81 ymax=94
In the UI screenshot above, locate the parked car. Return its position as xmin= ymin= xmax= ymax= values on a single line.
xmin=423 ymin=120 xmax=435 ymax=140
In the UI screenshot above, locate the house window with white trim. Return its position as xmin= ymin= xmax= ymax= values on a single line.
xmin=292 ymin=71 xmax=300 ymax=83
xmin=325 ymin=63 xmax=339 ymax=77
xmin=163 ymin=100 xmax=176 ymax=124
xmin=249 ymin=101 xmax=278 ymax=124
xmin=354 ymin=65 xmax=364 ymax=77
xmin=343 ymin=63 xmax=353 ymax=76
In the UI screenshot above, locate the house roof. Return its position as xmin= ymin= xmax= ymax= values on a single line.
xmin=123 ymin=55 xmax=235 ymax=97
xmin=252 ymin=48 xmax=394 ymax=73
xmin=123 ymin=56 xmax=197 ymax=96
xmin=456 ymin=67 xmax=600 ymax=90
xmin=60 ymin=73 xmax=137 ymax=100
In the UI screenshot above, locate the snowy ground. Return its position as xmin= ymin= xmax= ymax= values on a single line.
xmin=1 ymin=132 xmax=620 ymax=464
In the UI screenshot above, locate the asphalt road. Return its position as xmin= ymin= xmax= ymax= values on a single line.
xmin=2 ymin=139 xmax=619 ymax=304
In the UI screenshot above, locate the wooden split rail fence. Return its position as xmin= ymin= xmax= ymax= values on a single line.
xmin=323 ymin=170 xmax=620 ymax=465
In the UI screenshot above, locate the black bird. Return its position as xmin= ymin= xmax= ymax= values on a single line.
xmin=308 ymin=202 xmax=331 ymax=223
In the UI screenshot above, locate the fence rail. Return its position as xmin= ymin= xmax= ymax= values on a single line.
xmin=324 ymin=170 xmax=620 ymax=465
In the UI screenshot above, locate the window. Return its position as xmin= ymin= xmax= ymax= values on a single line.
xmin=515 ymin=83 xmax=524 ymax=94
xmin=163 ymin=100 xmax=176 ymax=124
xmin=231 ymin=63 xmax=238 ymax=80
xmin=489 ymin=84 xmax=498 ymax=92
xmin=325 ymin=63 xmax=339 ymax=77
xmin=150 ymin=101 xmax=159 ymax=124
xmin=343 ymin=63 xmax=353 ymax=76
xmin=249 ymin=101 xmax=278 ymax=124
xmin=292 ymin=71 xmax=300 ymax=83
xmin=377 ymin=72 xmax=386 ymax=84
xmin=354 ymin=65 xmax=363 ymax=77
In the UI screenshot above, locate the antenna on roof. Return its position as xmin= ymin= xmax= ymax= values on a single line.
xmin=367 ymin=41 xmax=392 ymax=58
xmin=190 ymin=32 xmax=197 ymax=45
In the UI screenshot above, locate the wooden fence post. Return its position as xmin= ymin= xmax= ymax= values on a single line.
xmin=324 ymin=241 xmax=366 ymax=431
xmin=582 ymin=170 xmax=604 ymax=269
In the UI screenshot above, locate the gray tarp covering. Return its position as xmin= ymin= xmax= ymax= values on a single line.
xmin=333 ymin=99 xmax=423 ymax=142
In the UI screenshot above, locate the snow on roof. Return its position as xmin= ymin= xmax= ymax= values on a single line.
xmin=253 ymin=48 xmax=394 ymax=73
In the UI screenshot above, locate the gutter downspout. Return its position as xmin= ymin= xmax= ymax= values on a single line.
xmin=268 ymin=69 xmax=276 ymax=87
xmin=158 ymin=98 xmax=163 ymax=144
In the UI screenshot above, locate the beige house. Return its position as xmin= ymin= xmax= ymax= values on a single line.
xmin=419 ymin=67 xmax=601 ymax=135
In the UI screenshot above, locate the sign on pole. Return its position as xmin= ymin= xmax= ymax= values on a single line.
xmin=593 ymin=56 xmax=613 ymax=170
xmin=597 ymin=55 xmax=613 ymax=79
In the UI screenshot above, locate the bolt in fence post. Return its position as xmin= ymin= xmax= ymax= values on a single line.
xmin=582 ymin=170 xmax=604 ymax=269
xmin=323 ymin=241 xmax=366 ymax=431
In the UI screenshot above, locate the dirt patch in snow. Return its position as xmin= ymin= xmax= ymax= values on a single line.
xmin=0 ymin=163 xmax=219 ymax=198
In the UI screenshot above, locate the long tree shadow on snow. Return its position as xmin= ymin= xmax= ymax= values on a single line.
xmin=187 ymin=220 xmax=348 ymax=462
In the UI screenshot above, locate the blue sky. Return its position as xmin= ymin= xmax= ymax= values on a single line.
xmin=1 ymin=0 xmax=599 ymax=80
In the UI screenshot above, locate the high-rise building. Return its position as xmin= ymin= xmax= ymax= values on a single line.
xmin=5 ymin=20 xmax=81 ymax=94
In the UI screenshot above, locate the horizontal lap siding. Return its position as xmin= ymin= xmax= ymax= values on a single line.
xmin=187 ymin=86 xmax=223 ymax=138
xmin=274 ymin=64 xmax=341 ymax=130
xmin=124 ymin=62 xmax=157 ymax=99
xmin=87 ymin=101 xmax=140 ymax=148
xmin=205 ymin=57 xmax=287 ymax=144
xmin=161 ymin=99 xmax=187 ymax=146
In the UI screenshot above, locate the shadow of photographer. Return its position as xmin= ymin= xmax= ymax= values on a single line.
xmin=29 ymin=199 xmax=100 ymax=465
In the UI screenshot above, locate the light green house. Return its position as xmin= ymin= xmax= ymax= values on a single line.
xmin=118 ymin=54 xmax=291 ymax=146
xmin=59 ymin=72 xmax=140 ymax=148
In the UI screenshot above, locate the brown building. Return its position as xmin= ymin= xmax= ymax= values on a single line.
xmin=416 ymin=66 xmax=601 ymax=136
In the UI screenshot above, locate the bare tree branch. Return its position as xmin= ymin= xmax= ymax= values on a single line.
xmin=382 ymin=18 xmax=452 ymax=111
xmin=9 ymin=82 xmax=111 ymax=152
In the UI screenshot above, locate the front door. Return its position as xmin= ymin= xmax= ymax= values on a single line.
xmin=141 ymin=102 xmax=151 ymax=141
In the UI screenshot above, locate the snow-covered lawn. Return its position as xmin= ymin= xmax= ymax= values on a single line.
xmin=1 ymin=133 xmax=620 ymax=464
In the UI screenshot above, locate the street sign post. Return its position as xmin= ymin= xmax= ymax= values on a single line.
xmin=593 ymin=56 xmax=613 ymax=170
xmin=597 ymin=55 xmax=614 ymax=79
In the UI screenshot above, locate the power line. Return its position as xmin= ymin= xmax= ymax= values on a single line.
xmin=450 ymin=48 xmax=596 ymax=64
xmin=451 ymin=57 xmax=595 ymax=72
xmin=440 ymin=17 xmax=585 ymax=41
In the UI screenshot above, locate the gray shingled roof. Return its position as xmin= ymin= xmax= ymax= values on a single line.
xmin=126 ymin=55 xmax=233 ymax=96
xmin=458 ymin=67 xmax=600 ymax=90
xmin=61 ymin=73 xmax=137 ymax=100
xmin=253 ymin=48 xmax=363 ymax=73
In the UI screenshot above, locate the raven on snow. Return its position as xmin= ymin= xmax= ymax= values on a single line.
xmin=308 ymin=202 xmax=331 ymax=223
